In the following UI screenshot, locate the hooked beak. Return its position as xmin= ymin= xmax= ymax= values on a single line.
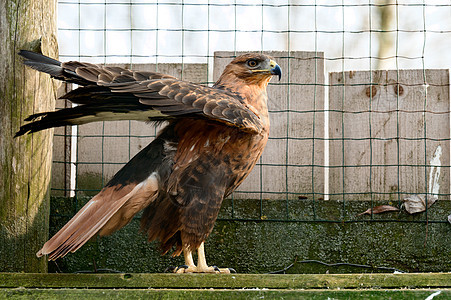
xmin=250 ymin=59 xmax=282 ymax=81
xmin=269 ymin=60 xmax=282 ymax=81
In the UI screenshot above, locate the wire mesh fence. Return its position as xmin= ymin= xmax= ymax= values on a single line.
xmin=51 ymin=1 xmax=451 ymax=226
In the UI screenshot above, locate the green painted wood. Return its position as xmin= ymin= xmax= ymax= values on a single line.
xmin=0 ymin=0 xmax=58 ymax=272
xmin=0 ymin=288 xmax=449 ymax=300
xmin=1 ymin=273 xmax=450 ymax=289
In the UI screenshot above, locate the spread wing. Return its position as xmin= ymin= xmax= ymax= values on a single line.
xmin=15 ymin=50 xmax=262 ymax=136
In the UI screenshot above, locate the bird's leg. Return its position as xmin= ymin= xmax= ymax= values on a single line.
xmin=174 ymin=246 xmax=197 ymax=273
xmin=196 ymin=242 xmax=219 ymax=273
xmin=176 ymin=242 xmax=232 ymax=273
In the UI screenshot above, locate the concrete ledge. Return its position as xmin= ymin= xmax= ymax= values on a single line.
xmin=48 ymin=198 xmax=451 ymax=274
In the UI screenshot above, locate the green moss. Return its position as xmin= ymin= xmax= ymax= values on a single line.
xmin=1 ymin=272 xmax=450 ymax=298
xmin=76 ymin=173 xmax=104 ymax=197
xmin=0 ymin=288 xmax=450 ymax=300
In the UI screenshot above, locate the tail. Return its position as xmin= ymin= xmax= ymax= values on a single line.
xmin=37 ymin=131 xmax=175 ymax=260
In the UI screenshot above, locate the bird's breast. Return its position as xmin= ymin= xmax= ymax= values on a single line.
xmin=172 ymin=119 xmax=269 ymax=187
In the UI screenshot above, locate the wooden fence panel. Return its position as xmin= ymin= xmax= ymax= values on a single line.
xmin=329 ymin=70 xmax=450 ymax=201
xmin=51 ymin=59 xmax=450 ymax=204
xmin=213 ymin=51 xmax=325 ymax=200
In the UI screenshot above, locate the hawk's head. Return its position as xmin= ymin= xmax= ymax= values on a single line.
xmin=220 ymin=53 xmax=282 ymax=85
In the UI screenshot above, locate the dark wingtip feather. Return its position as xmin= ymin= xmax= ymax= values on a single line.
xmin=14 ymin=131 xmax=25 ymax=138
xmin=19 ymin=50 xmax=64 ymax=78
xmin=15 ymin=112 xmax=56 ymax=137
xmin=24 ymin=112 xmax=47 ymax=121
xmin=23 ymin=61 xmax=64 ymax=77
xmin=14 ymin=125 xmax=33 ymax=137
xmin=15 ymin=113 xmax=45 ymax=137
xmin=18 ymin=50 xmax=61 ymax=66
xmin=15 ymin=124 xmax=37 ymax=137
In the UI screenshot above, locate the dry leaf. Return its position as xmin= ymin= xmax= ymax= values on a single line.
xmin=357 ymin=205 xmax=399 ymax=216
xmin=403 ymin=194 xmax=437 ymax=214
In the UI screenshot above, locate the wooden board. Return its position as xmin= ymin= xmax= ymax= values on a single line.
xmin=329 ymin=70 xmax=450 ymax=201
xmin=1 ymin=272 xmax=451 ymax=289
xmin=214 ymin=51 xmax=325 ymax=200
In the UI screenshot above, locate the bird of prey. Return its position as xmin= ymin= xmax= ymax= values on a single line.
xmin=16 ymin=50 xmax=281 ymax=273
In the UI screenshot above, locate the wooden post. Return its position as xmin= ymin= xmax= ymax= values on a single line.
xmin=0 ymin=0 xmax=58 ymax=272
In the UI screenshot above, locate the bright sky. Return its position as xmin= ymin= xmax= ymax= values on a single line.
xmin=57 ymin=1 xmax=451 ymax=73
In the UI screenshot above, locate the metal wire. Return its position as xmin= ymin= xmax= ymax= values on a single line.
xmin=267 ymin=256 xmax=406 ymax=274
xmin=52 ymin=1 xmax=451 ymax=225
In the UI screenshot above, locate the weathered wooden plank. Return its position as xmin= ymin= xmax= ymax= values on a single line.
xmin=214 ymin=51 xmax=325 ymax=200
xmin=2 ymin=288 xmax=449 ymax=299
xmin=0 ymin=0 xmax=58 ymax=272
xmin=1 ymin=273 xmax=450 ymax=289
xmin=75 ymin=63 xmax=207 ymax=195
xmin=329 ymin=70 xmax=450 ymax=201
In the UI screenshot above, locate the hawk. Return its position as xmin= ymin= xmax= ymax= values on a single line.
xmin=16 ymin=50 xmax=281 ymax=273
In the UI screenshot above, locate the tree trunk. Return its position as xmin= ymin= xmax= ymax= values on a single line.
xmin=377 ymin=0 xmax=396 ymax=69
xmin=0 ymin=0 xmax=58 ymax=272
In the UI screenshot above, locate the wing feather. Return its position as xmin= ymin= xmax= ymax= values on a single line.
xmin=39 ymin=171 xmax=160 ymax=260
xmin=38 ymin=183 xmax=139 ymax=260
xmin=132 ymin=79 xmax=262 ymax=133
xmin=17 ymin=51 xmax=264 ymax=136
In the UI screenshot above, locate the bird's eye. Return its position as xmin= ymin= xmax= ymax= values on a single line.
xmin=247 ymin=59 xmax=258 ymax=68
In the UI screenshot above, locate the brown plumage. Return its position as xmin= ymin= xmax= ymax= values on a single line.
xmin=17 ymin=50 xmax=281 ymax=272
